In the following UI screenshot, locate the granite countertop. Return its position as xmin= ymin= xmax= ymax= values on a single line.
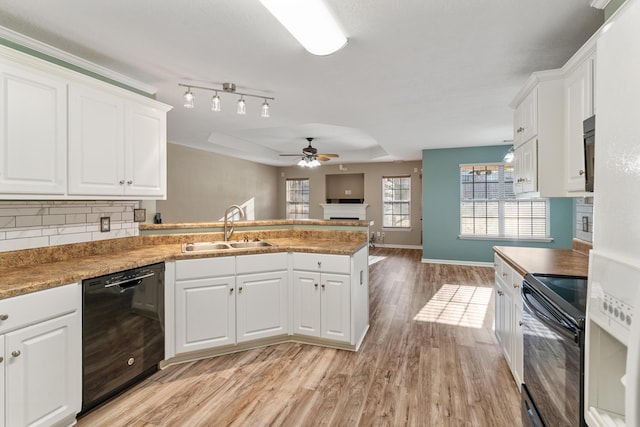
xmin=493 ymin=245 xmax=590 ymax=278
xmin=0 ymin=236 xmax=367 ymax=300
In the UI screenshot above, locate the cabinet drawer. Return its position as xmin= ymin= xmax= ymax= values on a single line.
xmin=0 ymin=283 xmax=79 ymax=334
xmin=293 ymin=252 xmax=350 ymax=274
xmin=236 ymin=252 xmax=287 ymax=274
xmin=176 ymin=256 xmax=235 ymax=280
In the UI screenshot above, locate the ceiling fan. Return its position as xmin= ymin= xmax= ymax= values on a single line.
xmin=280 ymin=138 xmax=340 ymax=164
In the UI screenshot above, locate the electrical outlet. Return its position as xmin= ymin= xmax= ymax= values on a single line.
xmin=376 ymin=231 xmax=381 ymax=237
xmin=381 ymin=232 xmax=385 ymax=239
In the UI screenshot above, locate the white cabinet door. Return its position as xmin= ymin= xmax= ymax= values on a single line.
xmin=175 ymin=276 xmax=236 ymax=353
xmin=5 ymin=311 xmax=81 ymax=427
xmin=515 ymin=139 xmax=538 ymax=195
xmin=68 ymin=83 xmax=125 ymax=196
xmin=292 ymin=271 xmax=321 ymax=338
xmin=124 ymin=103 xmax=167 ymax=197
xmin=565 ymin=53 xmax=595 ymax=193
xmin=514 ymin=304 xmax=524 ymax=386
xmin=0 ymin=60 xmax=67 ymax=195
xmin=514 ymin=88 xmax=538 ymax=147
xmin=236 ymin=271 xmax=288 ymax=343
xmin=321 ymin=273 xmax=351 ymax=342
xmin=495 ymin=277 xmax=513 ymax=368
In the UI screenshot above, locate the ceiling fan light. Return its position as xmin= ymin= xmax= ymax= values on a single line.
xmin=259 ymin=0 xmax=347 ymax=56
xmin=261 ymin=99 xmax=270 ymax=118
xmin=297 ymin=158 xmax=307 ymax=167
xmin=211 ymin=93 xmax=221 ymax=112
xmin=183 ymin=88 xmax=194 ymax=108
xmin=237 ymin=96 xmax=246 ymax=115
xmin=309 ymin=158 xmax=321 ymax=167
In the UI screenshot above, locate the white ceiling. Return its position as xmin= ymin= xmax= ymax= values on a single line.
xmin=0 ymin=0 xmax=603 ymax=166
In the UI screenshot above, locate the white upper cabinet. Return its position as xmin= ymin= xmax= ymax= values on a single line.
xmin=565 ymin=50 xmax=596 ymax=194
xmin=68 ymin=83 xmax=167 ymax=198
xmin=0 ymin=44 xmax=171 ymax=200
xmin=68 ymin=83 xmax=125 ymax=196
xmin=513 ymin=88 xmax=538 ymax=147
xmin=0 ymin=58 xmax=67 ymax=195
xmin=511 ymin=72 xmax=564 ymax=198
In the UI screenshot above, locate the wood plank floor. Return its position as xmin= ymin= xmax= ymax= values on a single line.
xmin=77 ymin=248 xmax=523 ymax=427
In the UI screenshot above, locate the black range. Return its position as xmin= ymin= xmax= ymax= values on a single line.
xmin=521 ymin=273 xmax=588 ymax=427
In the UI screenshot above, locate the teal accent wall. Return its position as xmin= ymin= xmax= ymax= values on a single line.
xmin=422 ymin=145 xmax=574 ymax=263
xmin=0 ymin=37 xmax=154 ymax=98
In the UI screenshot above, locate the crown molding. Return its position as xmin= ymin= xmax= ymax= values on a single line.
xmin=0 ymin=25 xmax=157 ymax=95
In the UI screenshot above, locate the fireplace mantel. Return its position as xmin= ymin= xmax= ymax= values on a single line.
xmin=320 ymin=203 xmax=368 ymax=220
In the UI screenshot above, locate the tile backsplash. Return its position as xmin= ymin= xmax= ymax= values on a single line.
xmin=0 ymin=201 xmax=139 ymax=252
xmin=575 ymin=197 xmax=593 ymax=242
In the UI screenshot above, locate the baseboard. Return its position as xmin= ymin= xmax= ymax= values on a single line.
xmin=421 ymin=258 xmax=494 ymax=267
xmin=372 ymin=243 xmax=422 ymax=250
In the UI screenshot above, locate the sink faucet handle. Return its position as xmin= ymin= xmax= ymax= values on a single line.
xmin=243 ymin=234 xmax=249 ymax=242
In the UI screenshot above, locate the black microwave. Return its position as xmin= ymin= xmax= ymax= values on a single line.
xmin=583 ymin=115 xmax=595 ymax=192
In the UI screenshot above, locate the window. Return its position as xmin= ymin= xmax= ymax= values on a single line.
xmin=382 ymin=176 xmax=411 ymax=228
xmin=286 ymin=178 xmax=309 ymax=219
xmin=460 ymin=164 xmax=549 ymax=239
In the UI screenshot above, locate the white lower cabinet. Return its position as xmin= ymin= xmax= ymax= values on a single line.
xmin=236 ymin=253 xmax=288 ymax=343
xmin=0 ymin=283 xmax=81 ymax=427
xmin=494 ymin=254 xmax=524 ymax=386
xmin=292 ymin=253 xmax=351 ymax=343
xmin=170 ymin=247 xmax=369 ymax=358
xmin=174 ymin=257 xmax=236 ymax=354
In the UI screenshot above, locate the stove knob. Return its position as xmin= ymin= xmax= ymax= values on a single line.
xmin=620 ymin=311 xmax=626 ymax=321
xmin=603 ymin=302 xmax=608 ymax=311
xmin=609 ymin=305 xmax=614 ymax=314
xmin=614 ymin=308 xmax=619 ymax=317
xmin=627 ymin=315 xmax=632 ymax=326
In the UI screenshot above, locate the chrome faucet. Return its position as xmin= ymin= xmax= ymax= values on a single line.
xmin=223 ymin=204 xmax=245 ymax=241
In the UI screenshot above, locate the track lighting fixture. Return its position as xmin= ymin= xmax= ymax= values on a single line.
xmin=261 ymin=99 xmax=270 ymax=118
xmin=211 ymin=92 xmax=221 ymax=112
xmin=183 ymin=87 xmax=194 ymax=109
xmin=179 ymin=82 xmax=274 ymax=117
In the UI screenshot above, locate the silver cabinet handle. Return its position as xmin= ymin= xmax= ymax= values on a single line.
xmin=519 ymin=321 xmax=524 ymax=327
xmin=314 ymin=283 xmax=318 ymax=289
xmin=229 ymin=288 xmax=234 ymax=294
xmin=502 ymin=272 xmax=507 ymax=277
xmin=127 ymin=180 xmax=133 ymax=185
xmin=0 ymin=357 xmax=3 ymax=363
xmin=497 ymin=290 xmax=504 ymax=296
xmin=579 ymin=170 xmax=585 ymax=176
xmin=239 ymin=287 xmax=243 ymax=293
xmin=513 ymin=284 xmax=520 ymax=289
xmin=11 ymin=350 xmax=21 ymax=358
xmin=0 ymin=314 xmax=8 ymax=321
xmin=119 ymin=180 xmax=125 ymax=185
xmin=321 ymin=284 xmax=325 ymax=290
xmin=317 ymin=261 xmax=321 ymax=268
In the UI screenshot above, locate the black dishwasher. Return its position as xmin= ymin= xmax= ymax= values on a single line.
xmin=81 ymin=262 xmax=165 ymax=414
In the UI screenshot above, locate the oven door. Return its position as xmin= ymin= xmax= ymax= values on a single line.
xmin=522 ymin=281 xmax=584 ymax=427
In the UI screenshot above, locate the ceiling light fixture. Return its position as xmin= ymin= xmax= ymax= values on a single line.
xmin=183 ymin=87 xmax=194 ymax=108
xmin=298 ymin=155 xmax=321 ymax=168
xmin=259 ymin=0 xmax=347 ymax=56
xmin=261 ymin=99 xmax=270 ymax=118
xmin=211 ymin=92 xmax=221 ymax=112
xmin=503 ymin=146 xmax=515 ymax=163
xmin=178 ymin=82 xmax=274 ymax=117
xmin=237 ymin=96 xmax=246 ymax=115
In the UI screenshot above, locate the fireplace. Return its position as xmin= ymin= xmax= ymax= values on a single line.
xmin=320 ymin=203 xmax=368 ymax=220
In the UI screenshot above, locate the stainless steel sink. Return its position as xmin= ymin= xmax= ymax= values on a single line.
xmin=228 ymin=241 xmax=274 ymax=249
xmin=182 ymin=242 xmax=231 ymax=252
xmin=181 ymin=240 xmax=274 ymax=253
